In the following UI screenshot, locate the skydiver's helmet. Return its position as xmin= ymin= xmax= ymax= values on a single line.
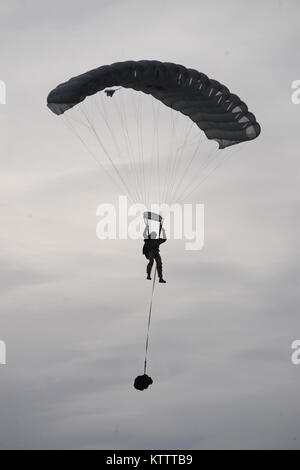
xmin=134 ymin=374 xmax=153 ymax=391
xmin=150 ymin=231 xmax=157 ymax=239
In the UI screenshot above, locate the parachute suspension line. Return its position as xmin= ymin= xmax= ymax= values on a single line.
xmin=61 ymin=115 xmax=132 ymax=201
xmin=164 ymin=116 xmax=189 ymax=204
xmin=179 ymin=156 xmax=226 ymax=202
xmin=170 ymin=133 xmax=205 ymax=203
xmin=174 ymin=140 xmax=220 ymax=203
xmin=97 ymin=94 xmax=137 ymax=200
xmin=129 ymin=90 xmax=147 ymax=204
xmin=161 ymin=108 xmax=174 ymax=204
xmin=178 ymin=145 xmax=242 ymax=203
xmin=163 ymin=114 xmax=215 ymax=204
xmin=175 ymin=144 xmax=219 ymax=203
xmin=61 ymin=112 xmax=91 ymax=130
xmin=146 ymin=97 xmax=157 ymax=209
xmin=95 ymin=94 xmax=140 ymax=203
xmin=79 ymin=104 xmax=136 ymax=204
xmin=161 ymin=108 xmax=179 ymax=205
xmin=135 ymin=92 xmax=147 ymax=205
xmin=121 ymin=90 xmax=147 ymax=205
xmin=157 ymin=103 xmax=162 ymax=207
xmin=118 ymin=92 xmax=145 ymax=204
xmin=112 ymin=93 xmax=144 ymax=203
xmin=152 ymin=99 xmax=161 ymax=206
xmin=166 ymin=119 xmax=194 ymax=204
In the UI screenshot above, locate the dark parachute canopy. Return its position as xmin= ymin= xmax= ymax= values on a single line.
xmin=47 ymin=60 xmax=260 ymax=150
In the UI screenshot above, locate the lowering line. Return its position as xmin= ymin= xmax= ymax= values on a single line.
xmin=143 ymin=267 xmax=157 ymax=374
xmin=143 ymin=218 xmax=162 ymax=374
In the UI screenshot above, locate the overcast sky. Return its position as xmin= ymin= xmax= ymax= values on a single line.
xmin=0 ymin=0 xmax=299 ymax=450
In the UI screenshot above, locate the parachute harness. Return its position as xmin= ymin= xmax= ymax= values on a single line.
xmin=143 ymin=219 xmax=162 ymax=375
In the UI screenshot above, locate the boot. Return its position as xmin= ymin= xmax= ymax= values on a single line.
xmin=159 ymin=278 xmax=166 ymax=283
xmin=147 ymin=274 xmax=151 ymax=280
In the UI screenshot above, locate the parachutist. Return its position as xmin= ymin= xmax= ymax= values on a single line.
xmin=143 ymin=224 xmax=167 ymax=283
xmin=134 ymin=374 xmax=153 ymax=391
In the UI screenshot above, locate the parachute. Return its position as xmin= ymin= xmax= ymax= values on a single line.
xmin=47 ymin=60 xmax=260 ymax=149
xmin=47 ymin=60 xmax=261 ymax=390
